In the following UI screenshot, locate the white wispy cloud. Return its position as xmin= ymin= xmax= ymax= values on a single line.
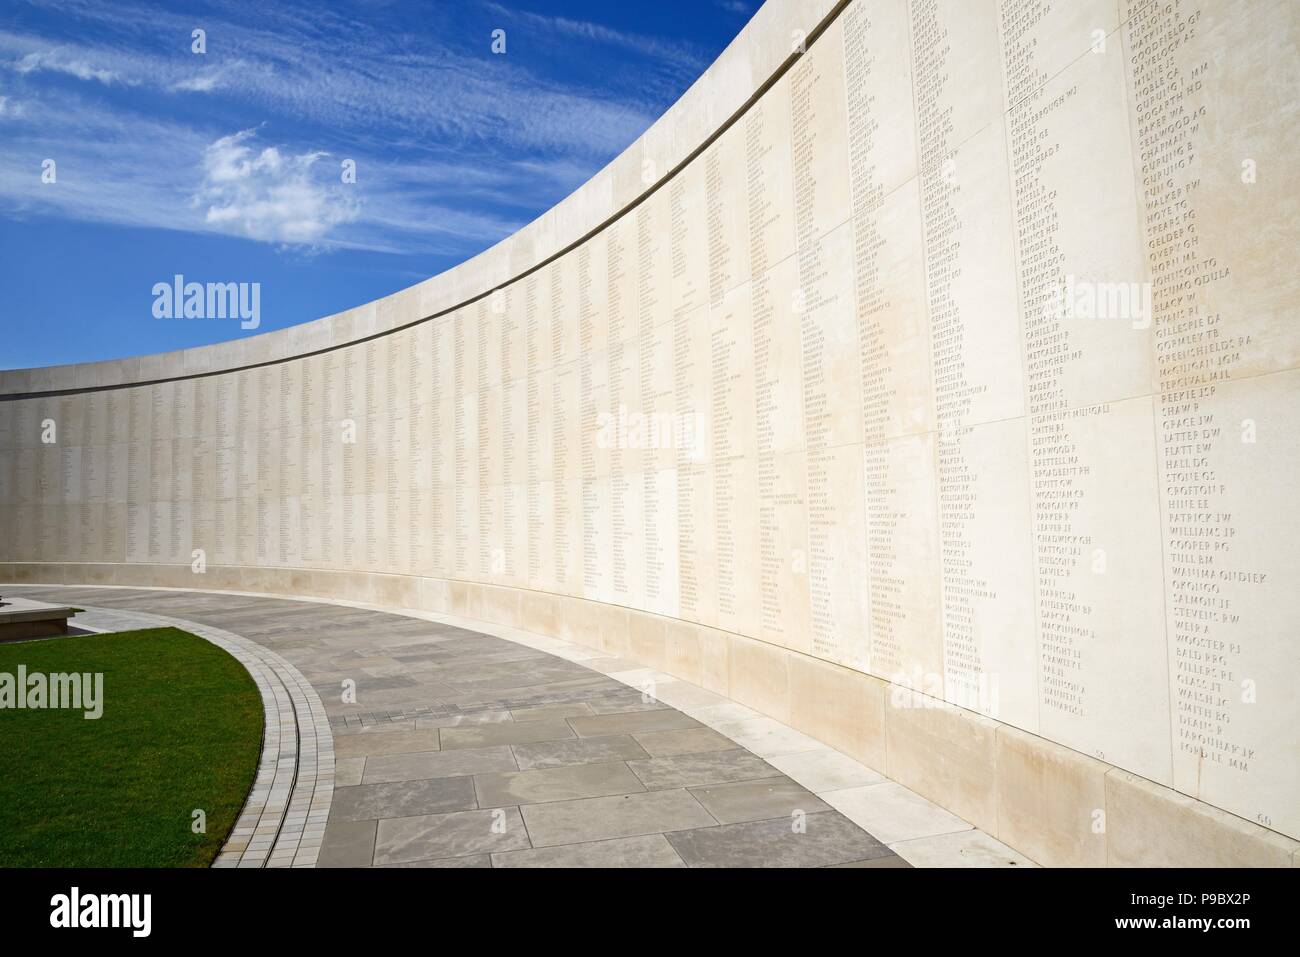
xmin=194 ymin=129 xmax=359 ymax=245
xmin=14 ymin=47 xmax=121 ymax=84
xmin=0 ymin=0 xmax=716 ymax=257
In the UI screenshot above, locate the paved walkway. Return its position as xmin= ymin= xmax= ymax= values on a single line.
xmin=3 ymin=584 xmax=1032 ymax=868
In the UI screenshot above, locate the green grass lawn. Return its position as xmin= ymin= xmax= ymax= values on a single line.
xmin=0 ymin=627 xmax=264 ymax=867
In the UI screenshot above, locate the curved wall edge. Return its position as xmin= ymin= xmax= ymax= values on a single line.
xmin=3 ymin=0 xmax=1298 ymax=866
xmin=2 ymin=561 xmax=1297 ymax=868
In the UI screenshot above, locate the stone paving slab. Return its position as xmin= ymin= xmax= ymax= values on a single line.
xmin=361 ymin=746 xmax=517 ymax=785
xmin=512 ymin=735 xmax=651 ymax=770
xmin=332 ymin=778 xmax=478 ymax=821
xmin=473 ymin=761 xmax=647 ymax=808
xmin=375 ymin=807 xmax=531 ymax=864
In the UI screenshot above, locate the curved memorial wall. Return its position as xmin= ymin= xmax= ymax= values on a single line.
xmin=2 ymin=0 xmax=1297 ymax=866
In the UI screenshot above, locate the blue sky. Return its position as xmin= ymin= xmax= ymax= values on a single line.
xmin=0 ymin=0 xmax=756 ymax=369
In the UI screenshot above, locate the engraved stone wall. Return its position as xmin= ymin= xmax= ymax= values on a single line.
xmin=2 ymin=0 xmax=1297 ymax=845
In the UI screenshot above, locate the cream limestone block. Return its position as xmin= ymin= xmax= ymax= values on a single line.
xmin=789 ymin=653 xmax=887 ymax=772
xmin=420 ymin=577 xmax=450 ymax=614
xmin=663 ymin=618 xmax=703 ymax=687
xmin=1160 ymin=370 xmax=1300 ymax=838
xmin=884 ymin=695 xmax=998 ymax=833
xmin=481 ymin=584 xmax=521 ymax=629
xmin=628 ymin=611 xmax=667 ymax=674
xmin=465 ymin=583 xmax=488 ymax=620
xmin=562 ymin=597 xmax=603 ymax=652
xmin=865 ymin=431 xmax=942 ymax=685
xmin=1033 ymin=395 xmax=1171 ymax=784
xmin=937 ymin=417 xmax=1038 ymax=731
xmin=727 ymin=634 xmax=791 ymax=724
xmin=1105 ymin=768 xmax=1299 ymax=867
xmin=372 ymin=574 xmax=419 ymax=611
xmin=701 ymin=628 xmax=734 ymax=697
xmin=997 ymin=725 xmax=1108 ymax=868
xmin=596 ymin=603 xmax=630 ymax=658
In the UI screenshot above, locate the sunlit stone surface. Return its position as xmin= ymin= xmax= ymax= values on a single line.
xmin=1 ymin=0 xmax=1296 ymax=863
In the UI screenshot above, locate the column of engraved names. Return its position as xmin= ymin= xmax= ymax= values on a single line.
xmin=501 ymin=289 xmax=519 ymax=581
xmin=913 ymin=1 xmax=989 ymax=693
xmin=454 ymin=312 xmax=471 ymax=576
xmin=636 ymin=205 xmax=665 ymax=608
xmin=578 ymin=246 xmax=600 ymax=595
xmin=789 ymin=54 xmax=838 ymax=661
xmin=525 ymin=274 xmax=543 ymax=585
xmin=1128 ymin=2 xmax=1256 ymax=774
xmin=362 ymin=344 xmax=379 ymax=569
xmin=844 ymin=1 xmax=902 ymax=674
xmin=407 ymin=325 xmax=429 ymax=575
xmin=607 ymin=230 xmax=631 ymax=601
xmin=147 ymin=385 xmax=170 ymax=560
xmin=551 ymin=268 xmax=571 ymax=590
xmin=670 ymin=176 xmax=701 ymax=621
xmin=477 ymin=303 xmax=493 ymax=578
xmin=385 ymin=341 xmax=404 ymax=573
xmin=1003 ymin=0 xmax=1091 ymax=718
xmin=706 ymin=146 xmax=738 ymax=620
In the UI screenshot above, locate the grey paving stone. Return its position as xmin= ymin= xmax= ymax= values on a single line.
xmin=351 ymin=675 xmax=420 ymax=691
xmin=374 ymin=807 xmax=531 ymax=864
xmin=632 ymin=727 xmax=739 ymax=757
xmin=509 ymin=702 xmax=594 ymax=722
xmin=317 ymin=819 xmax=376 ymax=867
xmin=415 ymin=709 xmax=514 ymax=730
xmin=688 ymin=777 xmax=830 ymax=824
xmin=362 ymin=746 xmax=518 ymax=785
xmin=332 ymin=777 xmax=478 ymax=821
xmin=830 ymin=856 xmax=913 ymax=868
xmin=491 ymin=834 xmax=686 ymax=868
xmin=334 ymin=729 xmax=442 ymax=758
xmin=521 ymin=789 xmax=717 ymax=847
xmin=666 ymin=811 xmax=895 ymax=868
xmin=439 ymin=718 xmax=575 ymax=750
xmin=512 ymin=734 xmax=651 ymax=770
xmin=335 ymin=756 xmax=366 ymax=787
xmin=333 ymin=718 xmax=418 ymax=736
xmin=388 ymin=855 xmax=493 ymax=868
xmin=584 ymin=694 xmax=671 ymax=715
xmin=627 ymin=749 xmax=777 ymax=790
xmin=568 ymin=710 xmax=701 ymax=737
xmin=474 ymin=761 xmax=646 ymax=808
